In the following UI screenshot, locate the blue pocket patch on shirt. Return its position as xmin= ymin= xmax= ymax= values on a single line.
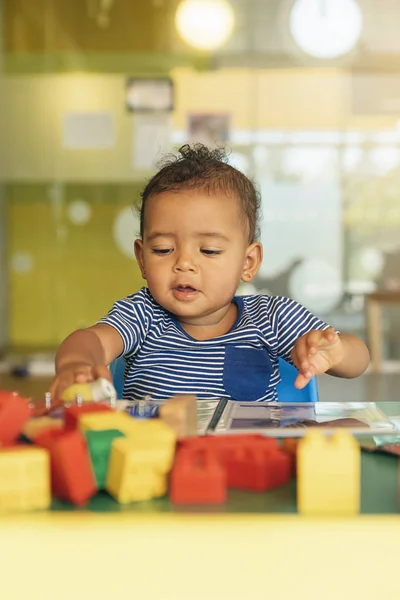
xmin=223 ymin=345 xmax=273 ymax=402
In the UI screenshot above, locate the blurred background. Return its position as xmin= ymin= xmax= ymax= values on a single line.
xmin=1 ymin=0 xmax=400 ymax=396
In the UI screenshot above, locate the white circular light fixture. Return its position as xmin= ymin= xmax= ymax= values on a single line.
xmin=113 ymin=207 xmax=140 ymax=259
xmin=67 ymin=199 xmax=92 ymax=226
xmin=290 ymin=0 xmax=363 ymax=59
xmin=176 ymin=0 xmax=235 ymax=51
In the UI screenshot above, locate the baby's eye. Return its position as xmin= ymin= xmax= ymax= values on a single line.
xmin=201 ymin=249 xmax=222 ymax=256
xmin=152 ymin=248 xmax=173 ymax=255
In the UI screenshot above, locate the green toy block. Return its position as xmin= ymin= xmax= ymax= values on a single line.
xmin=85 ymin=429 xmax=125 ymax=489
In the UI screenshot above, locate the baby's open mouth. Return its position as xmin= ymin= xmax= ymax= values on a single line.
xmin=174 ymin=285 xmax=197 ymax=292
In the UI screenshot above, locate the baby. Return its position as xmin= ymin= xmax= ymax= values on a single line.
xmin=50 ymin=144 xmax=370 ymax=402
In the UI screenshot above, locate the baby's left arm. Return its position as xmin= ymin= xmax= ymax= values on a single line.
xmin=291 ymin=328 xmax=370 ymax=390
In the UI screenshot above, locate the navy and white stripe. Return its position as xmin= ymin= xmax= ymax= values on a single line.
xmin=99 ymin=287 xmax=329 ymax=403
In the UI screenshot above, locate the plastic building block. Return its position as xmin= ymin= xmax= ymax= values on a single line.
xmin=35 ymin=428 xmax=97 ymax=506
xmin=281 ymin=438 xmax=299 ymax=475
xmin=85 ymin=429 xmax=125 ymax=488
xmin=78 ymin=411 xmax=143 ymax=437
xmin=297 ymin=429 xmax=360 ymax=516
xmin=64 ymin=402 xmax=112 ymax=431
xmin=159 ymin=395 xmax=198 ymax=438
xmin=226 ymin=438 xmax=291 ymax=492
xmin=106 ymin=434 xmax=176 ymax=503
xmin=0 ymin=446 xmax=51 ymax=511
xmin=0 ymin=391 xmax=32 ymax=445
xmin=23 ymin=416 xmax=63 ymax=441
xmin=170 ymin=447 xmax=227 ymax=505
xmin=130 ymin=419 xmax=177 ymax=447
xmin=61 ymin=378 xmax=117 ymax=402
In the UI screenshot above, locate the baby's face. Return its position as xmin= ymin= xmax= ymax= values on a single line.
xmin=135 ymin=189 xmax=260 ymax=331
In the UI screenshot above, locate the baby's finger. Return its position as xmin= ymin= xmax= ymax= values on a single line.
xmin=74 ymin=366 xmax=96 ymax=383
xmin=294 ymin=337 xmax=315 ymax=374
xmin=320 ymin=327 xmax=337 ymax=345
xmin=294 ymin=371 xmax=313 ymax=390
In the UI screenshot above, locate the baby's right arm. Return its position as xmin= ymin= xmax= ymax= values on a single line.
xmin=49 ymin=324 xmax=124 ymax=400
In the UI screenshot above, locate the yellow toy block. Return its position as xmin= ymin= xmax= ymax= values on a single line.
xmin=78 ymin=411 xmax=143 ymax=437
xmin=106 ymin=423 xmax=176 ymax=503
xmin=61 ymin=378 xmax=117 ymax=402
xmin=297 ymin=429 xmax=360 ymax=516
xmin=23 ymin=416 xmax=63 ymax=441
xmin=0 ymin=447 xmax=51 ymax=512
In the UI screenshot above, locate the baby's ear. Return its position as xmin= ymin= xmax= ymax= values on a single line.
xmin=134 ymin=239 xmax=146 ymax=279
xmin=241 ymin=242 xmax=263 ymax=282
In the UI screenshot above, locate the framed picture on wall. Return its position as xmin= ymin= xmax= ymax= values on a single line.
xmin=125 ymin=78 xmax=174 ymax=112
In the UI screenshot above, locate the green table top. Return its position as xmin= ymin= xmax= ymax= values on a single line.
xmin=51 ymin=401 xmax=400 ymax=515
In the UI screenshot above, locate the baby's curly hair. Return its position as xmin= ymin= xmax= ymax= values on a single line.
xmin=139 ymin=144 xmax=261 ymax=243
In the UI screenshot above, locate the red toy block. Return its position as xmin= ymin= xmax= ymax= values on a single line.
xmin=64 ymin=402 xmax=112 ymax=431
xmin=0 ymin=390 xmax=32 ymax=445
xmin=226 ymin=438 xmax=291 ymax=492
xmin=169 ymin=447 xmax=227 ymax=505
xmin=35 ymin=428 xmax=97 ymax=506
xmin=281 ymin=438 xmax=298 ymax=475
xmin=179 ymin=434 xmax=264 ymax=450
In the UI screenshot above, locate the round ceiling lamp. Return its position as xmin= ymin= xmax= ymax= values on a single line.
xmin=289 ymin=0 xmax=363 ymax=59
xmin=175 ymin=0 xmax=235 ymax=51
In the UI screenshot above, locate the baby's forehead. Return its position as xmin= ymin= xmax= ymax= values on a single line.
xmin=144 ymin=189 xmax=249 ymax=235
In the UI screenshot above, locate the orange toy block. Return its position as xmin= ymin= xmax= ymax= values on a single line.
xmin=159 ymin=395 xmax=198 ymax=438
xmin=0 ymin=390 xmax=32 ymax=445
xmin=35 ymin=428 xmax=97 ymax=506
xmin=64 ymin=402 xmax=112 ymax=431
xmin=169 ymin=447 xmax=227 ymax=505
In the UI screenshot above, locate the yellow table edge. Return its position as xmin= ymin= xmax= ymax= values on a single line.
xmin=0 ymin=512 xmax=399 ymax=599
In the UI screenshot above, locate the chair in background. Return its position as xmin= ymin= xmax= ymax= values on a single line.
xmin=109 ymin=355 xmax=318 ymax=403
xmin=109 ymin=356 xmax=125 ymax=400
xmin=276 ymin=356 xmax=318 ymax=403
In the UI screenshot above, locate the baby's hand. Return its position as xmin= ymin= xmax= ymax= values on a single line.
xmin=48 ymin=364 xmax=112 ymax=400
xmin=291 ymin=328 xmax=344 ymax=389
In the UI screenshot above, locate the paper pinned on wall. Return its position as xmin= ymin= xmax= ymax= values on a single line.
xmin=132 ymin=114 xmax=172 ymax=171
xmin=63 ymin=112 xmax=116 ymax=149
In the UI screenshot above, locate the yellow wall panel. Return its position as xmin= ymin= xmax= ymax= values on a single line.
xmin=7 ymin=184 xmax=144 ymax=346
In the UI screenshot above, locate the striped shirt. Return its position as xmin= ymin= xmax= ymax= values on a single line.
xmin=99 ymin=287 xmax=329 ymax=403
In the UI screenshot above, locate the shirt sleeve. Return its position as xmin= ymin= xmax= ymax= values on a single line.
xmin=267 ymin=296 xmax=331 ymax=363
xmin=97 ymin=292 xmax=151 ymax=356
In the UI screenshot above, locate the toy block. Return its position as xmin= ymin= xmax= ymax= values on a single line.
xmin=61 ymin=378 xmax=117 ymax=402
xmin=78 ymin=411 xmax=143 ymax=438
xmin=281 ymin=438 xmax=299 ymax=475
xmin=64 ymin=402 xmax=112 ymax=431
xmin=225 ymin=438 xmax=291 ymax=492
xmin=0 ymin=446 xmax=51 ymax=511
xmin=297 ymin=429 xmax=360 ymax=516
xmin=179 ymin=434 xmax=264 ymax=452
xmin=35 ymin=428 xmax=97 ymax=506
xmin=0 ymin=391 xmax=32 ymax=445
xmin=159 ymin=395 xmax=197 ymax=438
xmin=22 ymin=416 xmax=63 ymax=441
xmin=127 ymin=419 xmax=177 ymax=449
xmin=106 ymin=436 xmax=175 ymax=503
xmin=169 ymin=447 xmax=227 ymax=505
xmin=85 ymin=429 xmax=125 ymax=489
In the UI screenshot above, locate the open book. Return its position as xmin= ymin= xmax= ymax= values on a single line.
xmin=205 ymin=400 xmax=400 ymax=439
